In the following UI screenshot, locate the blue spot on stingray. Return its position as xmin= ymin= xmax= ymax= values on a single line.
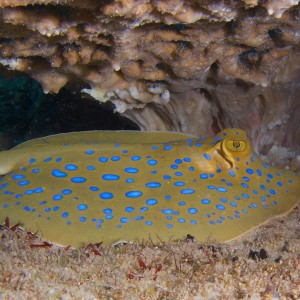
xmin=251 ymin=203 xmax=258 ymax=208
xmin=120 ymin=218 xmax=129 ymax=223
xmin=178 ymin=201 xmax=186 ymax=206
xmin=260 ymin=185 xmax=266 ymax=190
xmin=246 ymin=168 xmax=254 ymax=175
xmin=85 ymin=150 xmax=95 ymax=155
xmin=18 ymin=180 xmax=30 ymax=186
xmin=151 ymin=170 xmax=157 ymax=174
xmin=111 ymin=156 xmax=120 ymax=161
xmin=229 ymin=170 xmax=235 ymax=177
xmin=53 ymin=206 xmax=59 ymax=212
xmin=90 ymin=186 xmax=99 ymax=192
xmin=124 ymin=167 xmax=139 ymax=173
xmin=145 ymin=221 xmax=153 ymax=226
xmin=56 ymin=158 xmax=62 ymax=163
xmin=269 ymin=189 xmax=276 ymax=195
xmin=181 ymin=189 xmax=195 ymax=194
xmin=220 ymin=198 xmax=228 ymax=203
xmin=44 ymin=157 xmax=52 ymax=163
xmin=13 ymin=174 xmax=25 ymax=180
xmin=171 ymin=164 xmax=178 ymax=169
xmin=71 ymin=177 xmax=87 ymax=183
xmin=103 ymin=208 xmax=112 ymax=214
xmin=195 ymin=143 xmax=202 ymax=147
xmin=175 ymin=159 xmax=182 ymax=164
xmin=29 ymin=158 xmax=36 ymax=164
xmin=87 ymin=166 xmax=95 ymax=170
xmin=131 ymin=155 xmax=141 ymax=161
xmin=105 ymin=215 xmax=113 ymax=220
xmin=24 ymin=206 xmax=31 ymax=212
xmin=243 ymin=176 xmax=250 ymax=182
xmin=32 ymin=168 xmax=39 ymax=173
xmin=242 ymin=193 xmax=250 ymax=199
xmin=178 ymin=218 xmax=185 ymax=223
xmin=267 ymin=173 xmax=273 ymax=179
xmin=25 ymin=190 xmax=33 ymax=195
xmin=53 ymin=194 xmax=63 ymax=201
xmin=79 ymin=216 xmax=86 ymax=222
xmin=133 ymin=216 xmax=144 ymax=221
xmin=140 ymin=207 xmax=148 ymax=213
xmin=230 ymin=201 xmax=237 ymax=207
xmin=241 ymin=183 xmax=249 ymax=188
xmin=125 ymin=206 xmax=134 ymax=212
xmin=62 ymin=212 xmax=69 ymax=218
xmin=164 ymin=175 xmax=171 ymax=180
xmin=183 ymin=157 xmax=191 ymax=162
xmin=174 ymin=182 xmax=185 ymax=186
xmin=65 ymin=164 xmax=78 ymax=171
xmin=126 ymin=178 xmax=134 ymax=183
xmin=3 ymin=204 xmax=8 ymax=208
xmin=152 ymin=145 xmax=158 ymax=150
xmin=188 ymin=208 xmax=198 ymax=214
xmin=167 ymin=224 xmax=173 ymax=228
xmin=202 ymin=199 xmax=210 ymax=205
xmin=99 ymin=157 xmax=108 ymax=163
xmin=40 ymin=201 xmax=47 ymax=205
xmin=277 ymin=181 xmax=283 ymax=187
xmin=207 ymin=185 xmax=215 ymax=190
xmin=146 ymin=199 xmax=158 ymax=206
xmin=146 ymin=182 xmax=161 ymax=188
xmin=102 ymin=174 xmax=120 ymax=181
xmin=52 ymin=169 xmax=67 ymax=178
xmin=204 ymin=153 xmax=211 ymax=160
xmin=148 ymin=159 xmax=157 ymax=165
xmin=164 ymin=145 xmax=173 ymax=150
xmin=217 ymin=187 xmax=227 ymax=192
xmin=126 ymin=191 xmax=143 ymax=198
xmin=189 ymin=167 xmax=195 ymax=171
xmin=175 ymin=172 xmax=182 ymax=176
xmin=100 ymin=192 xmax=114 ymax=199
xmin=257 ymin=169 xmax=262 ymax=176
xmin=77 ymin=204 xmax=88 ymax=211
xmin=200 ymin=174 xmax=208 ymax=179
xmin=34 ymin=187 xmax=44 ymax=193
xmin=216 ymin=204 xmax=225 ymax=210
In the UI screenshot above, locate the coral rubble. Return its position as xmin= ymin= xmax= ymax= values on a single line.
xmin=0 ymin=0 xmax=299 ymax=167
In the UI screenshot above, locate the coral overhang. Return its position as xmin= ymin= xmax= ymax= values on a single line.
xmin=0 ymin=0 xmax=299 ymax=169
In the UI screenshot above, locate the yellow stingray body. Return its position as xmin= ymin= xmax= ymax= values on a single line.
xmin=0 ymin=128 xmax=299 ymax=247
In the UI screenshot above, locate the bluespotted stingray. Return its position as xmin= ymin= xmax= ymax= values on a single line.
xmin=0 ymin=128 xmax=299 ymax=247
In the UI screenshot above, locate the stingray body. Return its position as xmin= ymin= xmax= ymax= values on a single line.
xmin=0 ymin=128 xmax=299 ymax=247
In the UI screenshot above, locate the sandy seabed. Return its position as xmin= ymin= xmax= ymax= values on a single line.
xmin=0 ymin=205 xmax=299 ymax=300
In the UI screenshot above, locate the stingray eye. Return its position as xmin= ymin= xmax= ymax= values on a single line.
xmin=233 ymin=141 xmax=240 ymax=149
xmin=225 ymin=139 xmax=247 ymax=152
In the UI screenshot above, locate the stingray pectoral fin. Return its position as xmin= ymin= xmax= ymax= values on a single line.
xmin=0 ymin=149 xmax=27 ymax=175
xmin=0 ymin=145 xmax=71 ymax=175
xmin=13 ymin=130 xmax=198 ymax=149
